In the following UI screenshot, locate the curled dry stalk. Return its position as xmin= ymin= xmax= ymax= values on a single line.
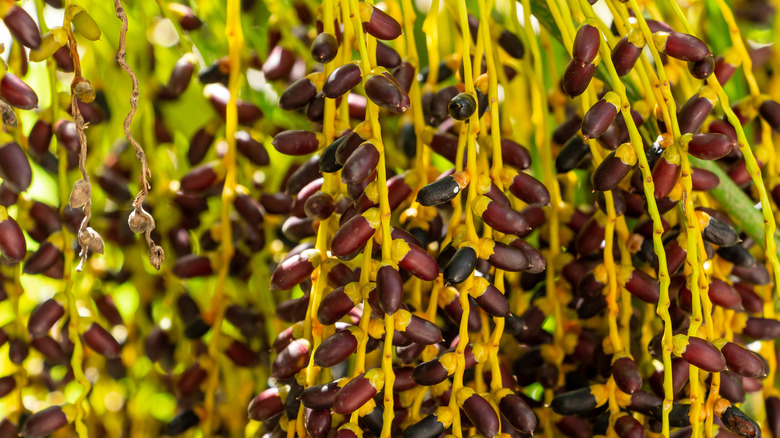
xmin=63 ymin=7 xmax=103 ymax=272
xmin=114 ymin=0 xmax=164 ymax=270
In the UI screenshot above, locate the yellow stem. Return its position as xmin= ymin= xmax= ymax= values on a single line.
xmin=203 ymin=0 xmax=242 ymax=434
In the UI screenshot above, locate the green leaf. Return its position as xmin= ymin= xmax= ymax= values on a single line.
xmin=689 ymin=156 xmax=780 ymax=257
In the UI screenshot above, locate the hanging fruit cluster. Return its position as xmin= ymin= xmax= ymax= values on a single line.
xmin=1 ymin=0 xmax=780 ymax=437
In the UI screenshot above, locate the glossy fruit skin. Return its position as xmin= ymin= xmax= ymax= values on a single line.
xmin=376 ymin=41 xmax=401 ymax=68
xmin=304 ymin=408 xmax=331 ymax=438
xmin=287 ymin=155 xmax=322 ymax=195
xmin=178 ymin=364 xmax=207 ymax=396
xmin=721 ymin=341 xmax=766 ymax=378
xmin=759 ymin=99 xmax=780 ymax=133
xmin=614 ymin=415 xmax=643 ymax=438
xmin=21 ymin=405 xmax=68 ymax=438
xmin=320 ymin=135 xmax=347 ymax=173
xmin=333 ymin=373 xmax=380 ymax=414
xmin=332 ymin=213 xmax=379 ymax=258
xmin=623 ymin=269 xmax=660 ymax=304
xmin=688 ymin=54 xmax=715 ymax=79
xmin=163 ymin=55 xmax=195 ymax=98
xmin=443 ymin=246 xmax=477 ymax=285
xmin=29 ymin=119 xmax=53 ymax=155
xmin=336 ymin=425 xmax=360 ymax=438
xmin=402 ymin=411 xmax=449 ymax=438
xmin=179 ymin=163 xmax=219 ymax=193
xmin=498 ymin=29 xmax=525 ymax=58
xmin=582 ymin=99 xmax=619 ymax=140
xmin=314 ymin=329 xmax=359 ymax=368
xmin=553 ymin=114 xmax=582 ymax=144
xmin=162 ymin=410 xmax=200 ymax=436
xmin=507 ymin=172 xmax=551 ymax=207
xmin=4 ymin=6 xmax=41 ymax=49
xmin=472 ymin=278 xmax=510 ymax=317
xmin=342 ymin=142 xmax=379 ymax=185
xmin=30 ymin=336 xmax=67 ymax=363
xmin=0 ymin=218 xmax=26 ymax=263
xmin=628 ymin=390 xmax=662 ymax=416
xmin=377 ymin=265 xmax=404 ymax=315
xmin=311 ymin=32 xmax=339 ymax=63
xmin=562 ymin=60 xmax=596 ymax=97
xmin=742 ymin=317 xmax=780 ymax=340
xmin=480 ymin=181 xmax=511 ymax=208
xmin=612 ymin=357 xmax=642 ymax=394
xmin=262 ymin=45 xmax=295 ymax=81
xmin=327 ymin=263 xmax=359 ymax=289
xmin=458 ymin=389 xmax=499 ymax=437
xmin=448 ymin=92 xmax=477 ymax=120
xmin=651 ymin=153 xmax=680 ymax=199
xmin=717 ymin=244 xmax=755 ymax=268
xmin=27 ymin=298 xmax=65 ymax=339
xmin=705 ymin=278 xmax=743 ymax=310
xmin=551 ymin=387 xmax=598 ymax=415
xmin=187 ymin=126 xmax=214 ymax=165
xmin=0 ymin=142 xmax=32 ymax=193
xmin=304 ymin=192 xmax=335 ymax=220
xmin=0 ymin=73 xmax=39 ymax=111
xmin=364 ymin=73 xmax=410 ymax=113
xmin=317 ymin=285 xmax=360 ymax=325
xmin=411 ymin=359 xmax=450 ymax=386
xmin=234 ymin=193 xmax=265 ymax=226
xmin=556 ymin=136 xmax=589 ymax=173
xmin=51 ymin=44 xmax=74 ymax=72
xmin=205 ymin=85 xmax=263 ymax=125
xmin=272 ymin=338 xmax=309 ymax=379
xmin=678 ymin=336 xmax=727 ymax=372
xmin=247 ymin=387 xmax=284 ymax=421
xmin=392 ymin=62 xmax=415 ymax=93
xmin=198 ymin=58 xmax=229 ymax=85
xmin=714 ymin=55 xmax=737 ymax=85
xmin=572 ymin=24 xmax=600 ymax=63
xmin=292 ymin=178 xmax=325 ymax=217
xmin=732 ymin=262 xmax=771 ymax=285
xmin=510 ymin=238 xmax=546 ymax=273
xmin=727 ymin=157 xmax=757 ymax=187
xmin=498 ymin=392 xmax=536 ymax=434
xmin=660 ymin=31 xmax=710 ymax=62
xmin=83 ymin=322 xmax=121 ymax=358
xmin=335 ymin=130 xmax=366 ymax=165
xmin=360 ymin=4 xmax=402 ymax=40
xmin=612 ymin=35 xmax=645 ymax=77
xmin=172 ymin=254 xmax=213 ymax=278
xmin=272 ymin=130 xmax=319 ymax=156
xmin=301 ymin=380 xmax=343 ymax=409
xmin=270 ymin=250 xmax=319 ymax=290
xmin=428 ymin=131 xmax=460 ymax=163
xmin=475 ymin=196 xmax=531 ymax=237
xmin=678 ymin=92 xmax=715 ymax=134
xmin=0 ymin=375 xmax=15 ymax=398
xmin=279 ymin=77 xmax=317 ymax=110
xmin=429 ymin=86 xmax=460 ymax=126
xmin=395 ymin=311 xmax=442 ymax=345
xmin=417 ymin=174 xmax=464 ymax=206
xmin=323 ymin=64 xmax=362 ymax=98
xmin=593 ymin=151 xmax=632 ymax=191
xmin=54 ymin=119 xmax=79 ymax=152
xmin=501 ymin=138 xmax=532 ymax=170
xmin=393 ymin=239 xmax=439 ymax=281
xmin=687 ymin=133 xmax=734 ymax=160
xmin=484 ymin=241 xmax=529 ymax=272
xmin=767 ymin=397 xmax=780 ymax=438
